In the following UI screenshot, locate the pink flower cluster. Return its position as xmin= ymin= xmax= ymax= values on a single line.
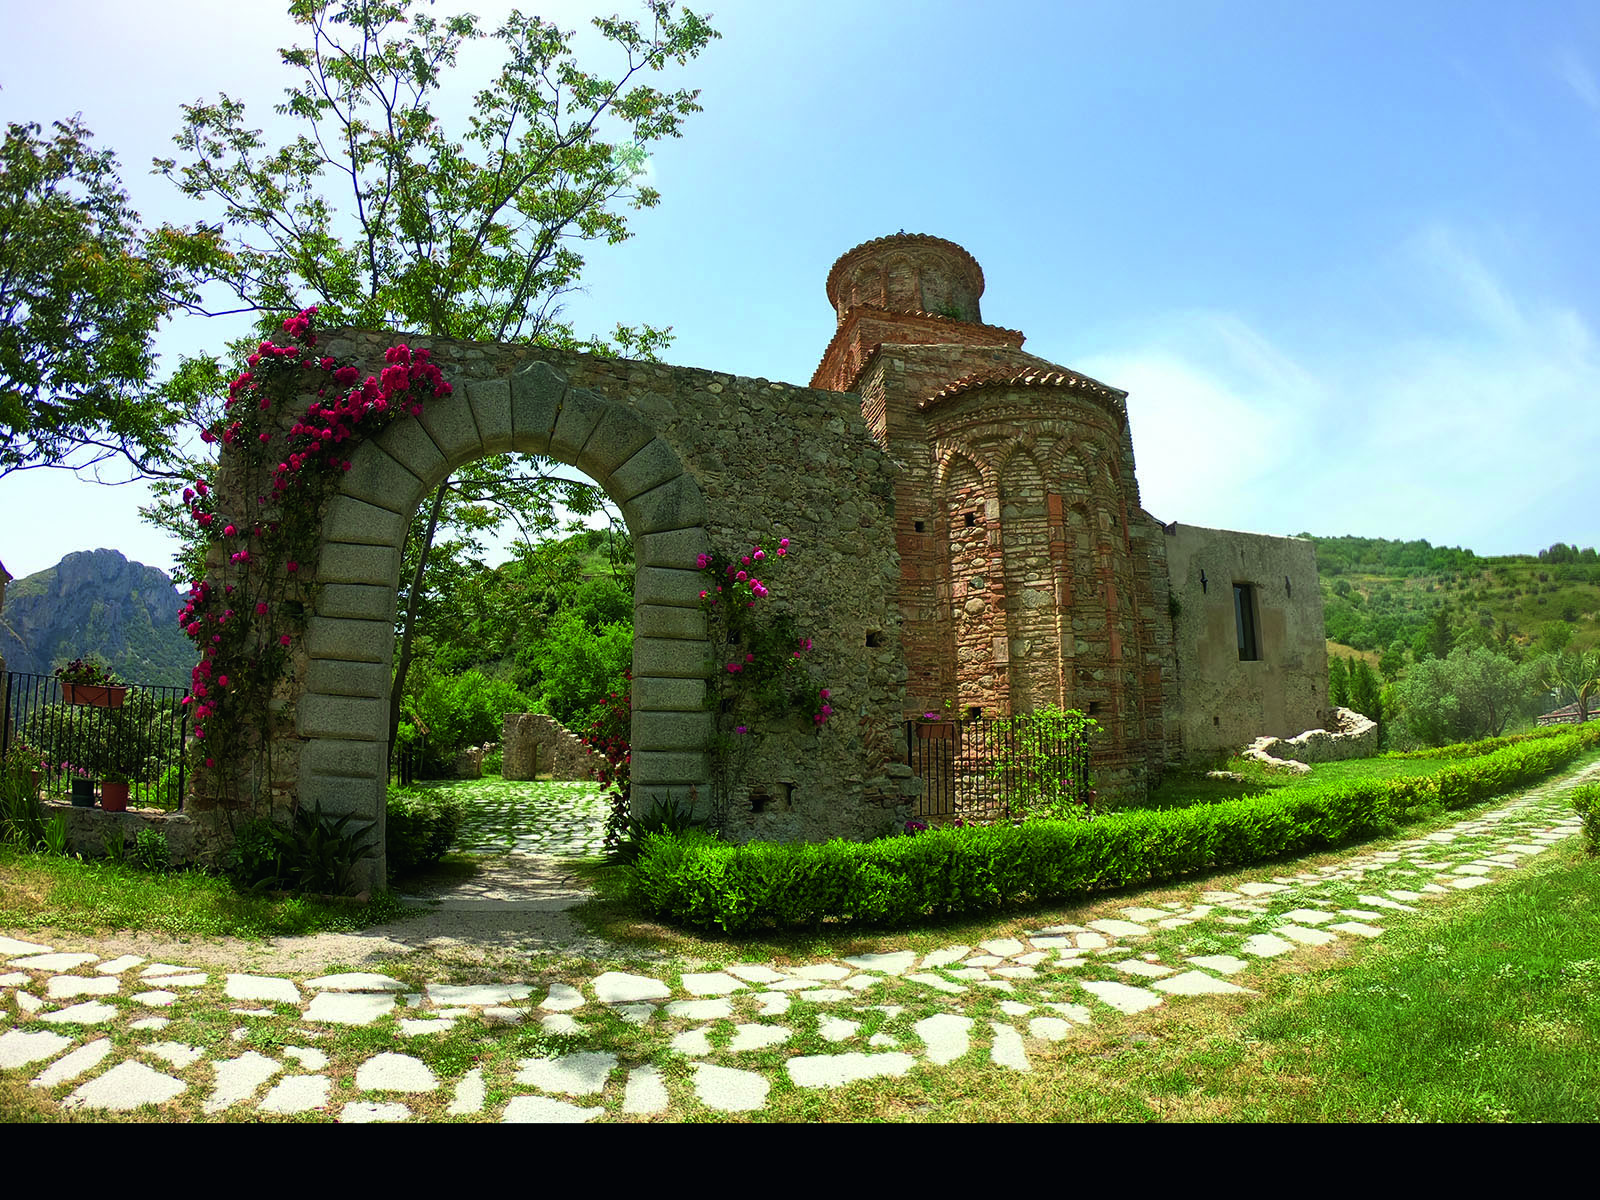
xmin=177 ymin=308 xmax=455 ymax=757
xmin=694 ymin=537 xmax=834 ymax=729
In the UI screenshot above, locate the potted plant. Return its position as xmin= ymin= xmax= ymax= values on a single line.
xmin=100 ymin=768 xmax=130 ymax=813
xmin=914 ymin=701 xmax=958 ymax=739
xmin=55 ymin=658 xmax=129 ymax=708
xmin=62 ymin=762 xmax=96 ymax=807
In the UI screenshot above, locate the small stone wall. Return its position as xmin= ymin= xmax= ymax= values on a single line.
xmin=42 ymin=799 xmax=205 ymax=865
xmin=501 ymin=713 xmax=596 ymax=782
xmin=1241 ymin=706 xmax=1379 ymax=772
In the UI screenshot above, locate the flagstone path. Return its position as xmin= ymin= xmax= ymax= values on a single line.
xmin=2 ymin=763 xmax=1593 ymax=1121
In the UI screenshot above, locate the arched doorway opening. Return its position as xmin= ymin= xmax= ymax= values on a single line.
xmin=298 ymin=363 xmax=714 ymax=888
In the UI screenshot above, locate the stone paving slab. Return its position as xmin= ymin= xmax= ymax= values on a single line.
xmin=623 ymin=1066 xmax=668 ymax=1114
xmin=1079 ymin=980 xmax=1164 ymax=1015
xmin=307 ymin=972 xmax=406 ymax=992
xmin=144 ymin=1042 xmax=204 ymax=1070
xmin=786 ymin=1052 xmax=916 ymax=1088
xmin=227 ymin=974 xmax=301 ymax=1005
xmin=515 ymin=1051 xmax=616 ymax=1096
xmin=204 ymin=1052 xmax=282 ymax=1114
xmin=13 ymin=953 xmax=97 ymax=972
xmin=305 ymin=992 xmax=396 ymax=1025
xmin=693 ymin=1063 xmax=768 ymax=1111
xmin=63 ymin=1060 xmax=186 ymax=1111
xmin=1276 ymin=925 xmax=1338 ymax=947
xmin=502 ymin=1095 xmax=603 ymax=1122
xmin=343 ymin=1100 xmax=411 ymax=1122
xmin=593 ymin=971 xmax=671 ymax=1004
xmin=38 ymin=1000 xmax=119 ymax=1026
xmin=45 ymin=975 xmax=118 ymax=999
xmin=680 ymin=972 xmax=745 ymax=996
xmin=357 ymin=1052 xmax=439 ymax=1093
xmin=1152 ymin=971 xmax=1253 ymax=997
xmin=260 ymin=1073 xmax=330 ymax=1114
xmin=31 ymin=1038 xmax=113 ymax=1088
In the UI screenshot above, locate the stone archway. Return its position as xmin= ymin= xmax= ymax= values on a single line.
xmin=295 ymin=362 xmax=714 ymax=888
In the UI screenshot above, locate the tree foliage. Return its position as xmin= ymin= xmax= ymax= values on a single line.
xmin=0 ymin=117 xmax=212 ymax=477
xmin=156 ymin=0 xmax=718 ymax=346
xmin=1394 ymin=647 xmax=1540 ymax=747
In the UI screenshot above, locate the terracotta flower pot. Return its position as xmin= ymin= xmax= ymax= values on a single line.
xmin=62 ymin=683 xmax=128 ymax=708
xmin=101 ymin=781 xmax=130 ymax=813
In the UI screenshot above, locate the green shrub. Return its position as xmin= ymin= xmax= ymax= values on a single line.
xmin=1572 ymin=783 xmax=1600 ymax=856
xmin=607 ymin=795 xmax=710 ymax=866
xmin=631 ymin=727 xmax=1600 ymax=932
xmin=0 ymin=742 xmax=49 ymax=851
xmin=225 ymin=804 xmax=375 ymax=895
xmin=404 ymin=669 xmax=534 ymax=778
xmin=385 ymin=787 xmax=465 ymax=877
xmin=132 ymin=827 xmax=169 ymax=872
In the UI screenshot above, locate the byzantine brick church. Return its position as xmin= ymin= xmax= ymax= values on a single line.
xmin=811 ymin=233 xmax=1329 ymax=789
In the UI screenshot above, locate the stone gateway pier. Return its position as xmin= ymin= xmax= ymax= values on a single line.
xmin=200 ymin=233 xmax=1328 ymax=887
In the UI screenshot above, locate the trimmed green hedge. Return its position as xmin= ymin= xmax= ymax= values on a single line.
xmin=1572 ymin=782 xmax=1600 ymax=856
xmin=1386 ymin=725 xmax=1576 ymax=761
xmin=633 ymin=725 xmax=1600 ymax=932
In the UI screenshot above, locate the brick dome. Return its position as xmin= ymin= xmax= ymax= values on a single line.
xmin=824 ymin=233 xmax=986 ymax=327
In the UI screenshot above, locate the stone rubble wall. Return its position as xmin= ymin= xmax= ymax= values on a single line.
xmin=501 ymin=713 xmax=596 ymax=782
xmin=43 ymin=799 xmax=207 ymax=865
xmin=1240 ymin=706 xmax=1379 ymax=773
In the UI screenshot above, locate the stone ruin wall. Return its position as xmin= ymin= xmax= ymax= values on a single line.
xmin=197 ymin=329 xmax=918 ymax=880
xmin=501 ymin=712 xmax=596 ymax=782
xmin=1240 ymin=707 xmax=1379 ymax=773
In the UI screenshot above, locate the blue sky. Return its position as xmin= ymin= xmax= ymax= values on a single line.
xmin=3 ymin=0 xmax=1599 ymax=581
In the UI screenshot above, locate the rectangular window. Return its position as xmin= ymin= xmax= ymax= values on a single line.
xmin=1234 ymin=583 xmax=1260 ymax=661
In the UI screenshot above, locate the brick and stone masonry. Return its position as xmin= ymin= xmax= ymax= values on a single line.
xmin=192 ymin=231 xmax=1329 ymax=887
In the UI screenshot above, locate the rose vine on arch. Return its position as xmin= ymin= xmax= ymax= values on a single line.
xmin=177 ymin=310 xmax=453 ymax=811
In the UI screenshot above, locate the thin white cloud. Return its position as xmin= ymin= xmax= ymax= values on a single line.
xmin=1556 ymin=46 xmax=1600 ymax=113
xmin=1403 ymin=225 xmax=1527 ymax=339
xmin=1073 ymin=229 xmax=1600 ymax=554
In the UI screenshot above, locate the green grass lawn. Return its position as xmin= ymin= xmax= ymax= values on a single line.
xmin=0 ymin=845 xmax=410 ymax=940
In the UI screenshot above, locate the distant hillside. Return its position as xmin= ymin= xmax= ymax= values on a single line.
xmin=0 ymin=549 xmax=196 ymax=687
xmin=1303 ymin=535 xmax=1600 ymax=660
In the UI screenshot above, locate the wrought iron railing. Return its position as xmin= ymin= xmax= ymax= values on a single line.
xmin=1 ymin=671 xmax=189 ymax=811
xmin=906 ymin=713 xmax=1093 ymax=823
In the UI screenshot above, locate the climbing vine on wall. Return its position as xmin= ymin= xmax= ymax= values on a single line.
xmin=178 ymin=310 xmax=452 ymax=810
xmin=697 ymin=538 xmax=831 ymax=828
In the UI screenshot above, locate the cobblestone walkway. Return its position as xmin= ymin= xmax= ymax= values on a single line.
xmin=1 ymin=765 xmax=1591 ymax=1121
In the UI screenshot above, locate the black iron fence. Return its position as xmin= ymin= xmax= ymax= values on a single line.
xmin=907 ymin=713 xmax=1093 ymax=823
xmin=1 ymin=671 xmax=189 ymax=811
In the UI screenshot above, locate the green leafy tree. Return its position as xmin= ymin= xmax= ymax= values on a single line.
xmin=1327 ymin=654 xmax=1349 ymax=707
xmin=1379 ymin=640 xmax=1407 ymax=681
xmin=152 ymin=0 xmax=718 ymax=757
xmin=1540 ymin=648 xmax=1600 ymax=723
xmin=1395 ymin=647 xmax=1539 ymax=746
xmin=0 ymin=117 xmax=214 ymax=477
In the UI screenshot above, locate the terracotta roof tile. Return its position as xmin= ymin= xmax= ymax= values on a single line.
xmin=810 ymin=306 xmax=1025 ymax=390
xmin=921 ymin=366 xmax=1128 ymax=411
